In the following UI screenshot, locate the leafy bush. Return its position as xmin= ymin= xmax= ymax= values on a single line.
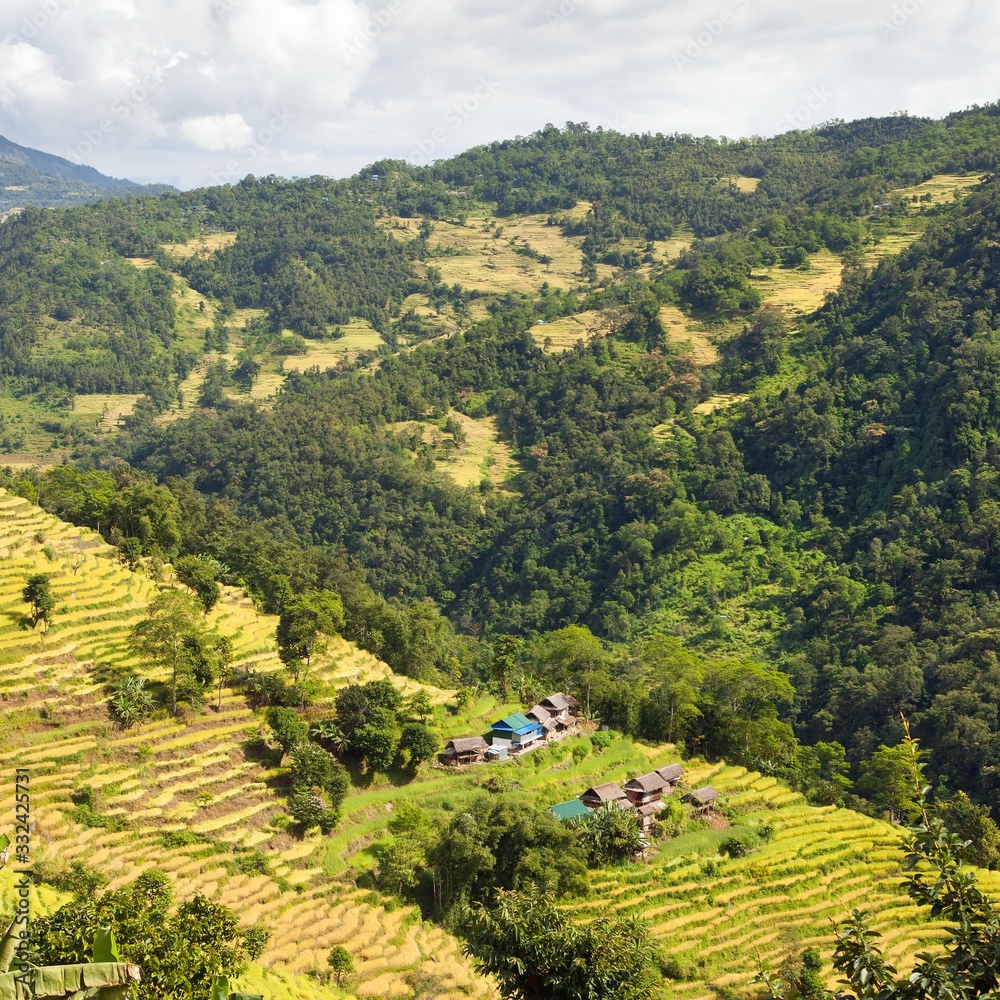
xmin=720 ymin=829 xmax=760 ymax=858
xmin=34 ymin=859 xmax=108 ymax=897
xmin=243 ymin=925 xmax=271 ymax=961
xmin=108 ymin=676 xmax=154 ymax=730
xmin=226 ymin=851 xmax=273 ymax=878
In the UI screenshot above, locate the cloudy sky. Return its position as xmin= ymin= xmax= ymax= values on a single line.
xmin=0 ymin=0 xmax=997 ymax=190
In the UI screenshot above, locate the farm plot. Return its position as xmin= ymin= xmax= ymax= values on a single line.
xmin=0 ymin=489 xmax=491 ymax=1000
xmin=282 ymin=322 xmax=385 ymax=372
xmin=0 ymin=491 xmax=990 ymax=1000
xmin=749 ymin=250 xmax=845 ymax=317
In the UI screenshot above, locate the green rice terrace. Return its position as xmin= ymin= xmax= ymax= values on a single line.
xmin=0 ymin=488 xmax=995 ymax=999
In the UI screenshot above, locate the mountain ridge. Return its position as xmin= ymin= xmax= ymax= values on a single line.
xmin=0 ymin=133 xmax=174 ymax=210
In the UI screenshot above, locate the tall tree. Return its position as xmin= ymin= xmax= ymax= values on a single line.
xmin=276 ymin=590 xmax=345 ymax=680
xmin=128 ymin=589 xmax=205 ymax=715
xmin=22 ymin=573 xmax=56 ymax=630
xmin=462 ymin=890 xmax=657 ymax=1000
xmin=639 ymin=635 xmax=704 ymax=743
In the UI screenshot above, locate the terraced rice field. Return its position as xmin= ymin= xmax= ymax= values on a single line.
xmin=1 ymin=491 xmax=993 ymax=999
xmin=568 ymin=760 xmax=1000 ymax=999
xmin=532 ymin=311 xmax=604 ymax=353
xmin=891 ymin=172 xmax=983 ymax=208
xmin=72 ymin=394 xmax=142 ymax=432
xmin=282 ymin=323 xmax=385 ymax=372
xmin=382 ymin=209 xmax=586 ymax=294
xmin=388 ymin=412 xmax=517 ymax=490
xmin=750 ymin=250 xmax=845 ymax=317
xmin=658 ymin=306 xmax=719 ymax=366
xmin=162 ymin=232 xmax=239 ymax=259
xmin=0 ymin=490 xmax=488 ymax=999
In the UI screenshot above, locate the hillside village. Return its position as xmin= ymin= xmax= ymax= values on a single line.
xmin=3 ymin=489 xmax=995 ymax=1000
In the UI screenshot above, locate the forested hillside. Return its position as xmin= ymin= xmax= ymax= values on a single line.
xmin=0 ymin=133 xmax=170 ymax=212
xmin=6 ymin=102 xmax=1000 ymax=831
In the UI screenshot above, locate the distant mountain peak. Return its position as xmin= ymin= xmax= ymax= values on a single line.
xmin=0 ymin=134 xmax=172 ymax=211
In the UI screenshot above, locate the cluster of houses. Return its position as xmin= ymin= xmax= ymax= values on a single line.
xmin=439 ymin=692 xmax=721 ymax=840
xmin=550 ymin=764 xmax=722 ymax=834
xmin=442 ymin=692 xmax=580 ymax=765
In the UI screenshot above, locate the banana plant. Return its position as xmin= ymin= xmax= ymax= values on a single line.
xmin=0 ymin=922 xmax=141 ymax=998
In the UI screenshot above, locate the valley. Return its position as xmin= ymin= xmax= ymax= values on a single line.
xmin=4 ymin=106 xmax=1000 ymax=1000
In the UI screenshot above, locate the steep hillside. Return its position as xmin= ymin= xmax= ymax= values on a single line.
xmin=0 ymin=488 xmax=486 ymax=999
xmin=2 ymin=492 xmax=997 ymax=998
xmin=0 ymin=134 xmax=168 ymax=212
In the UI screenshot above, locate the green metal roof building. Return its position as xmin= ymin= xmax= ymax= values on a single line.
xmin=548 ymin=799 xmax=592 ymax=822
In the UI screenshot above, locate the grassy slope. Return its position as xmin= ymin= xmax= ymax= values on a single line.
xmin=2 ymin=492 xmax=997 ymax=998
xmin=0 ymin=488 xmax=484 ymax=999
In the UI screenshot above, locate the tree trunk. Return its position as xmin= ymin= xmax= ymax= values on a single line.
xmin=171 ymin=635 xmax=179 ymax=715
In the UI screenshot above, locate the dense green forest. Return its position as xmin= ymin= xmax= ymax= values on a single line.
xmin=7 ymin=103 xmax=1000 ymax=816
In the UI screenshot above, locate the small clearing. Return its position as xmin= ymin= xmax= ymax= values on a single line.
xmin=694 ymin=393 xmax=749 ymax=415
xmin=389 ymin=412 xmax=517 ymax=490
xmin=126 ymin=257 xmax=157 ymax=270
xmin=72 ymin=394 xmax=141 ymax=432
xmin=658 ymin=305 xmax=720 ymax=365
xmin=532 ymin=311 xmax=604 ymax=352
xmin=172 ymin=275 xmax=217 ymax=350
xmin=443 ymin=411 xmax=516 ymax=489
xmin=162 ymin=232 xmax=238 ymax=259
xmin=722 ymin=175 xmax=761 ymax=194
xmin=651 ymin=232 xmax=694 ymax=266
xmin=750 ymin=250 xmax=845 ymax=316
xmin=281 ymin=321 xmax=384 ymax=372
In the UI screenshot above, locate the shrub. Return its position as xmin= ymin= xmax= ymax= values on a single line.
xmin=159 ymin=830 xmax=215 ymax=849
xmin=659 ymin=954 xmax=686 ymax=980
xmin=590 ymin=731 xmax=615 ymax=751
xmin=721 ymin=830 xmax=760 ymax=858
xmin=226 ymin=851 xmax=273 ymax=878
xmin=108 ymin=676 xmax=154 ymax=730
xmin=34 ymin=859 xmax=107 ymax=897
xmin=288 ymin=786 xmax=338 ymax=833
xmin=243 ymin=925 xmax=271 ymax=961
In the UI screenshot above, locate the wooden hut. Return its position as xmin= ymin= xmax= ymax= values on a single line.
xmin=656 ymin=763 xmax=685 ymax=786
xmin=688 ymin=786 xmax=722 ymax=814
xmin=442 ymin=737 xmax=488 ymax=766
xmin=580 ymin=781 xmax=628 ymax=810
xmin=538 ymin=692 xmax=579 ymax=728
xmin=624 ymin=771 xmax=673 ymax=807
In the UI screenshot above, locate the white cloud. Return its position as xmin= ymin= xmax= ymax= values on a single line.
xmin=180 ymin=112 xmax=254 ymax=151
xmin=0 ymin=0 xmax=997 ymax=187
xmin=0 ymin=40 xmax=71 ymax=113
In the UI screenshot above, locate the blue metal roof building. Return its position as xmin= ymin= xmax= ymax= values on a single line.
xmin=490 ymin=712 xmax=544 ymax=747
